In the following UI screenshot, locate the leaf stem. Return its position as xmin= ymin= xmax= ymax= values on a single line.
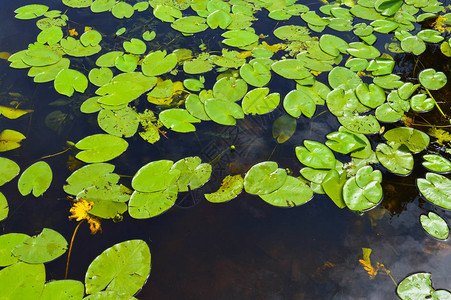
xmin=65 ymin=220 xmax=84 ymax=279
xmin=425 ymin=88 xmax=447 ymax=118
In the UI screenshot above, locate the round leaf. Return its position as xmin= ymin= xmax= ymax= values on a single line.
xmin=419 ymin=68 xmax=447 ymax=90
xmin=17 ymin=161 xmax=52 ymax=197
xmin=244 ymin=161 xmax=288 ymax=195
xmin=259 ymin=176 xmax=313 ymax=207
xmin=128 ymin=187 xmax=178 ymax=219
xmin=420 ymin=212 xmax=449 ymax=240
xmin=75 ymin=134 xmax=128 ymax=163
xmin=0 ymin=262 xmax=45 ymax=299
xmin=132 ymin=160 xmax=181 ymax=193
xmin=54 ymin=69 xmax=88 ymax=97
xmin=417 ymin=173 xmax=451 ymax=210
xmin=0 ymin=233 xmax=30 ymax=267
xmin=397 ymin=273 xmax=433 ymax=300
xmin=205 ymin=175 xmax=244 ymax=203
xmin=204 ymin=98 xmax=244 ymax=125
xmin=296 ymin=140 xmax=336 ymax=169
xmin=242 ymin=88 xmax=280 ymax=115
xmin=0 ymin=157 xmax=20 ymax=186
xmin=171 ymin=157 xmax=212 ymax=192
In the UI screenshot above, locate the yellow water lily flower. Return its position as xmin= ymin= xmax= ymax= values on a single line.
xmin=68 ymin=198 xmax=102 ymax=234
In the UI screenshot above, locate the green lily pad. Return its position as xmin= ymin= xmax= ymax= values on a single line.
xmin=184 ymin=78 xmax=204 ymax=92
xmin=96 ymin=51 xmax=124 ymax=67
xmin=205 ymin=175 xmax=244 ymax=203
xmin=0 ymin=192 xmax=8 ymax=221
xmin=123 ymin=38 xmax=146 ymax=55
xmin=28 ymin=58 xmax=70 ymax=83
xmin=296 ymin=140 xmax=336 ymax=169
xmin=128 ymin=186 xmax=178 ymax=219
xmin=420 ymin=212 xmax=449 ymax=240
xmin=132 ymin=160 xmax=181 ymax=193
xmin=37 ymin=26 xmax=64 ymax=45
xmin=355 ymin=83 xmax=386 ymax=108
xmin=419 ymin=68 xmax=447 ymax=90
xmin=347 ymin=42 xmax=381 ymax=59
xmin=75 ymin=134 xmax=128 ymax=163
xmin=370 ymin=19 xmax=399 ymax=33
xmin=401 ymin=36 xmax=426 ymax=55
xmin=366 ymin=58 xmax=395 ymax=76
xmin=15 ymin=4 xmax=49 ymax=20
xmin=153 ymin=5 xmax=182 ymax=22
xmin=375 ymin=0 xmax=403 ymax=16
xmin=328 ymin=66 xmax=362 ymax=90
xmin=80 ymin=30 xmax=102 ymax=47
xmin=171 ymin=16 xmax=208 ymax=34
xmin=112 ymin=2 xmax=134 ymax=19
xmin=283 ymin=90 xmax=316 ymax=118
xmin=159 ymin=108 xmax=201 ymax=132
xmin=383 ymin=127 xmax=430 ymax=153
xmin=222 ymin=30 xmax=259 ymax=47
xmin=319 ymin=34 xmax=348 ymax=56
xmin=259 ymin=176 xmax=313 ymax=207
xmin=171 ymin=157 xmax=211 ymax=192
xmin=423 ymin=154 xmax=451 ymax=173
xmin=142 ymin=51 xmax=178 ymax=77
xmin=143 ymin=30 xmax=156 ymax=41
xmin=410 ymin=94 xmax=434 ymax=112
xmin=417 ymin=29 xmax=444 ymax=43
xmin=85 ymin=240 xmax=150 ymax=296
xmin=343 ymin=166 xmax=383 ymax=211
xmin=376 ymin=142 xmax=413 ymax=175
xmin=397 ymin=273 xmax=434 ymax=300
xmin=40 ymin=280 xmax=85 ymax=300
xmin=60 ymin=38 xmax=102 ymax=57
xmin=417 ymin=173 xmax=451 ymax=210
xmin=398 ymin=82 xmax=420 ymax=100
xmin=204 ymin=98 xmax=244 ymax=125
xmin=207 ymin=9 xmax=232 ymax=29
xmin=239 ymin=62 xmax=271 ymax=87
xmin=375 ymin=103 xmax=403 ymax=122
xmin=12 ymin=228 xmax=67 ymax=264
xmin=22 ymin=48 xmax=61 ymax=67
xmin=338 ymin=114 xmax=381 ymax=134
xmin=326 ymin=131 xmax=367 ymax=154
xmin=0 ymin=129 xmax=26 ymax=152
xmin=242 ymin=88 xmax=280 ymax=115
xmin=212 ymin=77 xmax=247 ymax=102
xmin=98 ymin=106 xmax=139 ymax=138
xmin=244 ymin=161 xmax=288 ymax=195
xmin=0 ymin=262 xmax=45 ymax=299
xmin=115 ymin=54 xmax=138 ymax=73
xmin=17 ymin=161 xmax=52 ymax=197
xmin=0 ymin=233 xmax=30 ymax=267
xmin=271 ymin=59 xmax=310 ymax=80
xmin=322 ymin=170 xmax=347 ymax=208
xmin=273 ymin=25 xmax=311 ymax=41
xmin=54 ymin=69 xmax=88 ymax=97
xmin=90 ymin=0 xmax=115 ymax=12
xmin=63 ymin=0 xmax=92 ymax=8
xmin=0 ymin=157 xmax=20 ymax=186
xmin=64 ymin=163 xmax=119 ymax=196
xmin=185 ymin=94 xmax=210 ymax=121
xmin=89 ymin=67 xmax=113 ymax=87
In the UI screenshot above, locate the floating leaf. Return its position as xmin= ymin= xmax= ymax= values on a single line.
xmin=171 ymin=157 xmax=211 ymax=192
xmin=0 ymin=157 xmax=20 ymax=186
xmin=283 ymin=90 xmax=316 ymax=118
xmin=112 ymin=1 xmax=134 ymax=19
xmin=54 ymin=69 xmax=88 ymax=97
xmin=171 ymin=16 xmax=208 ymax=34
xmin=397 ymin=273 xmax=434 ymax=300
xmin=159 ymin=108 xmax=200 ymax=132
xmin=296 ymin=140 xmax=336 ymax=169
xmin=64 ymin=163 xmax=119 ymax=196
xmin=15 ymin=4 xmax=49 ymax=19
xmin=204 ymin=98 xmax=244 ymax=125
xmin=244 ymin=161 xmax=288 ymax=195
xmin=132 ymin=160 xmax=180 ymax=193
xmin=0 ymin=233 xmax=30 ymax=267
xmin=355 ymin=83 xmax=386 ymax=108
xmin=28 ymin=58 xmax=70 ymax=83
xmin=328 ymin=66 xmax=362 ymax=90
xmin=142 ymin=51 xmax=177 ymax=76
xmin=80 ymin=30 xmax=102 ymax=47
xmin=0 ymin=262 xmax=45 ymax=299
xmin=205 ymin=175 xmax=244 ymax=203
xmin=0 ymin=192 xmax=7 ymax=221
xmin=347 ymin=42 xmax=381 ymax=59
xmin=96 ymin=51 xmax=124 ymax=67
xmin=271 ymin=59 xmax=310 ymax=80
xmin=419 ymin=68 xmax=447 ymax=90
xmin=115 ymin=54 xmax=138 ymax=73
xmin=222 ymin=30 xmax=259 ymax=47
xmin=37 ymin=26 xmax=63 ymax=45
xmin=12 ymin=228 xmax=67 ymax=263
xmin=98 ymin=107 xmax=139 ymax=138
xmin=128 ymin=186 xmax=178 ymax=219
xmin=338 ymin=114 xmax=381 ymax=134
xmin=89 ymin=67 xmax=113 ymax=87
xmin=417 ymin=173 xmax=451 ymax=210
xmin=153 ymin=5 xmax=182 ymax=23
xmin=212 ymin=77 xmax=247 ymax=102
xmin=422 ymin=154 xmax=451 ymax=173
xmin=17 ymin=161 xmax=52 ymax=197
xmin=40 ymin=280 xmax=85 ymax=300
xmin=420 ymin=212 xmax=449 ymax=240
xmin=123 ymin=38 xmax=146 ymax=55
xmin=383 ymin=127 xmax=430 ymax=153
xmin=376 ymin=143 xmax=413 ymax=175
xmin=239 ymin=62 xmax=271 ymax=87
xmin=242 ymin=88 xmax=280 ymax=115
xmin=0 ymin=129 xmax=26 ymax=152
xmin=259 ymin=176 xmax=313 ymax=207
xmin=75 ymin=134 xmax=128 ymax=163
xmin=322 ymin=170 xmax=347 ymax=208
xmin=22 ymin=48 xmax=61 ymax=67
xmin=319 ymin=34 xmax=348 ymax=56
xmin=85 ymin=240 xmax=150 ymax=296
xmin=63 ymin=0 xmax=92 ymax=8
xmin=90 ymin=0 xmax=116 ymax=12
xmin=326 ymin=131 xmax=367 ymax=154
xmin=343 ymin=166 xmax=382 ymax=211
xmin=207 ymin=9 xmax=232 ymax=29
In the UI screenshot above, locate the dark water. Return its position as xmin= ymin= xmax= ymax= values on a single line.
xmin=0 ymin=1 xmax=450 ymax=299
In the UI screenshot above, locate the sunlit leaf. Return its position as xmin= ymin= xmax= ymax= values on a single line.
xmin=422 ymin=154 xmax=451 ymax=173
xmin=419 ymin=68 xmax=447 ymax=90
xmin=54 ymin=69 xmax=88 ymax=97
xmin=128 ymin=186 xmax=178 ymax=219
xmin=420 ymin=212 xmax=449 ymax=240
xmin=0 ymin=233 xmax=30 ymax=267
xmin=75 ymin=134 xmax=128 ymax=163
xmin=259 ymin=176 xmax=313 ymax=207
xmin=376 ymin=142 xmax=413 ymax=175
xmin=171 ymin=156 xmax=211 ymax=192
xmin=244 ymin=161 xmax=288 ymax=195
xmin=0 ymin=262 xmax=45 ymax=299
xmin=0 ymin=192 xmax=7 ymax=221
xmin=242 ymin=88 xmax=280 ymax=115
xmin=204 ymin=98 xmax=244 ymax=125
xmin=296 ymin=140 xmax=336 ymax=169
xmin=85 ymin=240 xmax=151 ymax=296
xmin=417 ymin=173 xmax=451 ymax=210
xmin=397 ymin=272 xmax=434 ymax=300
xmin=205 ymin=175 xmax=244 ymax=203
xmin=159 ymin=108 xmax=201 ymax=132
xmin=132 ymin=160 xmax=180 ymax=193
xmin=40 ymin=280 xmax=85 ymax=300
xmin=17 ymin=161 xmax=52 ymax=197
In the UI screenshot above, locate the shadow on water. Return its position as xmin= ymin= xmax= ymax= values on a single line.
xmin=0 ymin=0 xmax=450 ymax=299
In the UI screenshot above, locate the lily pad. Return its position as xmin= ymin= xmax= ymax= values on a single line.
xmin=171 ymin=16 xmax=208 ymax=34
xmin=22 ymin=48 xmax=61 ymax=67
xmin=128 ymin=186 xmax=178 ymax=219
xmin=17 ymin=161 xmax=52 ymax=197
xmin=159 ymin=108 xmax=201 ymax=132
xmin=322 ymin=169 xmax=347 ymax=208
xmin=0 ymin=158 xmax=20 ymax=186
xmin=259 ymin=176 xmax=313 ymax=207
xmin=63 ymin=0 xmax=92 ymax=8
xmin=80 ymin=30 xmax=102 ymax=47
xmin=171 ymin=156 xmax=211 ymax=192
xmin=40 ymin=280 xmax=85 ymax=300
xmin=98 ymin=106 xmax=140 ymax=138
xmin=0 ymin=262 xmax=45 ymax=299
xmin=85 ymin=240 xmax=151 ymax=296
xmin=89 ymin=67 xmax=113 ymax=87
xmin=376 ymin=142 xmax=413 ymax=175
xmin=132 ymin=160 xmax=181 ymax=193
xmin=271 ymin=59 xmax=310 ymax=80
xmin=343 ymin=166 xmax=383 ymax=211
xmin=283 ymin=90 xmax=316 ymax=118
xmin=0 ymin=192 xmax=7 ymax=221
xmin=212 ymin=77 xmax=247 ymax=102
xmin=12 ymin=228 xmax=67 ymax=264
xmin=420 ymin=212 xmax=449 ymax=240
xmin=397 ymin=272 xmax=434 ymax=300
xmin=383 ymin=127 xmax=430 ymax=153
xmin=338 ymin=114 xmax=381 ymax=134
xmin=222 ymin=30 xmax=259 ymax=47
xmin=75 ymin=134 xmax=128 ymax=163
xmin=272 ymin=115 xmax=297 ymax=143
xmin=242 ymin=88 xmax=280 ymax=115
xmin=0 ymin=130 xmax=26 ymax=152
xmin=239 ymin=62 xmax=271 ymax=87
xmin=54 ymin=69 xmax=88 ymax=97
xmin=204 ymin=98 xmax=244 ymax=125
xmin=14 ymin=4 xmax=49 ymax=19
xmin=419 ymin=68 xmax=447 ymax=90
xmin=417 ymin=173 xmax=451 ymax=210
xmin=326 ymin=131 xmax=367 ymax=154
xmin=37 ymin=26 xmax=64 ymax=45
xmin=112 ymin=2 xmax=134 ymax=19
xmin=0 ymin=233 xmax=30 ymax=267
xmin=328 ymin=66 xmax=362 ymax=90
xmin=422 ymin=154 xmax=451 ymax=173
xmin=142 ymin=51 xmax=177 ymax=76
xmin=205 ymin=175 xmax=244 ymax=203
xmin=244 ymin=161 xmax=288 ymax=195
xmin=295 ymin=140 xmax=336 ymax=169
xmin=64 ymin=163 xmax=119 ymax=196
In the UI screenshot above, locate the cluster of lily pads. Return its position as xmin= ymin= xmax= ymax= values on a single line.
xmin=1 ymin=0 xmax=451 ymax=298
xmin=0 ymin=229 xmax=151 ymax=299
